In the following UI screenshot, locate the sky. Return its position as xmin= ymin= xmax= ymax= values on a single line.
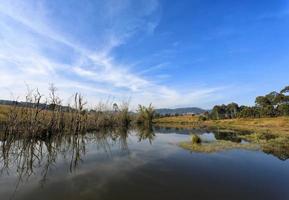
xmin=0 ymin=0 xmax=289 ymax=109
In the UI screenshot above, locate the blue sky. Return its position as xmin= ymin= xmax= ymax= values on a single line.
xmin=0 ymin=0 xmax=289 ymax=109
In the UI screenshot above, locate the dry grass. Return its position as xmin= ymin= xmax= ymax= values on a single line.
xmin=179 ymin=140 xmax=259 ymax=153
xmin=0 ymin=105 xmax=10 ymax=122
xmin=0 ymin=101 xmax=138 ymax=138
xmin=204 ymin=117 xmax=289 ymax=136
xmin=239 ymin=133 xmax=289 ymax=160
xmin=0 ymin=90 xmax=126 ymax=136
xmin=179 ymin=131 xmax=289 ymax=159
xmin=155 ymin=115 xmax=289 ymax=136
xmin=0 ymin=84 xmax=153 ymax=140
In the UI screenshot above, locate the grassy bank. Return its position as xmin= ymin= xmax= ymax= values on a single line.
xmin=178 ymin=132 xmax=289 ymax=160
xmin=179 ymin=140 xmax=259 ymax=153
xmin=154 ymin=115 xmax=289 ymax=136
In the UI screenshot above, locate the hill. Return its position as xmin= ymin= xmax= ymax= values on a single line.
xmin=155 ymin=107 xmax=207 ymax=115
xmin=0 ymin=99 xmax=70 ymax=111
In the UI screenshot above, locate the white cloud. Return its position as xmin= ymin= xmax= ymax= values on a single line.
xmin=0 ymin=0 xmax=224 ymax=109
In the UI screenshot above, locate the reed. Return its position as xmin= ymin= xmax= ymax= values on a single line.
xmin=1 ymin=85 xmax=154 ymax=138
xmin=136 ymin=103 xmax=155 ymax=126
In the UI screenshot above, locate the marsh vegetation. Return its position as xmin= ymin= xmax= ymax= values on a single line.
xmin=0 ymin=84 xmax=155 ymax=140
xmin=178 ymin=129 xmax=289 ymax=160
xmin=179 ymin=140 xmax=259 ymax=153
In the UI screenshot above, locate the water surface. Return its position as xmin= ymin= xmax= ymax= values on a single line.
xmin=0 ymin=127 xmax=289 ymax=200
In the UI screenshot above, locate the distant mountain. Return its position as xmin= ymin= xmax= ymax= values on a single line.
xmin=0 ymin=99 xmax=52 ymax=108
xmin=0 ymin=99 xmax=18 ymax=106
xmin=0 ymin=99 xmax=70 ymax=111
xmin=155 ymin=107 xmax=207 ymax=115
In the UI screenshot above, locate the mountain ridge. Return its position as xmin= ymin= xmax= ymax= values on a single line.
xmin=155 ymin=107 xmax=207 ymax=115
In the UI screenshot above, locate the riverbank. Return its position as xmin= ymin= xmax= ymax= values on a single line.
xmin=154 ymin=115 xmax=289 ymax=136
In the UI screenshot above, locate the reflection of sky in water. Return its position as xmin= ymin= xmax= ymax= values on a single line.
xmin=0 ymin=129 xmax=289 ymax=200
xmin=199 ymin=133 xmax=216 ymax=142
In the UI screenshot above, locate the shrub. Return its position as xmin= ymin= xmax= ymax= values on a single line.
xmin=198 ymin=115 xmax=207 ymax=121
xmin=191 ymin=134 xmax=201 ymax=144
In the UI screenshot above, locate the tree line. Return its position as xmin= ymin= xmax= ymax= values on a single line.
xmin=206 ymin=86 xmax=289 ymax=120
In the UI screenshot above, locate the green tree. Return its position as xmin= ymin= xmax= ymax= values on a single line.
xmin=238 ymin=106 xmax=252 ymax=118
xmin=255 ymin=96 xmax=271 ymax=107
xmin=210 ymin=105 xmax=226 ymax=120
xmin=277 ymin=104 xmax=289 ymax=116
xmin=227 ymin=102 xmax=239 ymax=118
xmin=280 ymin=86 xmax=289 ymax=94
xmin=260 ymin=105 xmax=275 ymax=117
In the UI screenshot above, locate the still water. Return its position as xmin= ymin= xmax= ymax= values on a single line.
xmin=0 ymin=127 xmax=289 ymax=200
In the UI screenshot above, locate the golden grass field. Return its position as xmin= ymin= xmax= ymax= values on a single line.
xmin=0 ymin=105 xmax=10 ymax=123
xmin=154 ymin=115 xmax=289 ymax=136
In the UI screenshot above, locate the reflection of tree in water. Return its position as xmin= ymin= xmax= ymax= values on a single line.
xmin=136 ymin=125 xmax=155 ymax=144
xmin=0 ymin=127 xmax=142 ymax=199
xmin=0 ymin=134 xmax=79 ymax=198
xmin=213 ymin=130 xmax=242 ymax=143
xmin=89 ymin=127 xmax=130 ymax=154
xmin=115 ymin=127 xmax=130 ymax=151
xmin=0 ymin=136 xmax=58 ymax=198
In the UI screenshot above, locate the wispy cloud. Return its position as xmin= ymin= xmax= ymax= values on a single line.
xmin=0 ymin=0 xmax=223 ymax=108
xmin=138 ymin=62 xmax=169 ymax=75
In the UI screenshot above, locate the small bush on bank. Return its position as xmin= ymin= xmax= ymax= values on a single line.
xmin=191 ymin=134 xmax=201 ymax=144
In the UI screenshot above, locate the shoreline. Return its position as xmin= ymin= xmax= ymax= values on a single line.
xmin=154 ymin=116 xmax=289 ymax=136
